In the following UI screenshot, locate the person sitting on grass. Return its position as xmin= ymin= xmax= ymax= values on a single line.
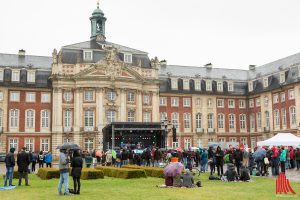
xmin=223 ymin=163 xmax=238 ymax=182
xmin=239 ymin=165 xmax=250 ymax=182
xmin=181 ymin=169 xmax=194 ymax=188
xmin=172 ymin=174 xmax=182 ymax=187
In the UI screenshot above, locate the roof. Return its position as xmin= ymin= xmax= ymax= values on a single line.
xmin=0 ymin=53 xmax=52 ymax=69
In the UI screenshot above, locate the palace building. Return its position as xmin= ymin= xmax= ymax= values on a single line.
xmin=0 ymin=4 xmax=300 ymax=154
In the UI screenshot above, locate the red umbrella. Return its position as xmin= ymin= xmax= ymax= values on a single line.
xmin=163 ymin=162 xmax=184 ymax=177
xmin=175 ymin=147 xmax=183 ymax=152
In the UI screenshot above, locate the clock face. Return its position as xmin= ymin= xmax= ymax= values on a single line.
xmin=96 ymin=34 xmax=105 ymax=42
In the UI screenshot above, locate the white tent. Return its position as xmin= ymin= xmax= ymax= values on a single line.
xmin=257 ymin=133 xmax=300 ymax=146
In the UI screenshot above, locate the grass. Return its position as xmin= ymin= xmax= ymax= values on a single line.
xmin=0 ymin=172 xmax=300 ymax=200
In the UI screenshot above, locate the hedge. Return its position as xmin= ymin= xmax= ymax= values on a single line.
xmin=95 ymin=166 xmax=147 ymax=179
xmin=37 ymin=168 xmax=104 ymax=180
xmin=2 ymin=170 xmax=19 ymax=179
xmin=122 ymin=165 xmax=164 ymax=178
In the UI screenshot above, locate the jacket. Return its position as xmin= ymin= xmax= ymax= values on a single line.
xmin=71 ymin=156 xmax=83 ymax=178
xmin=295 ymin=151 xmax=300 ymax=160
xmin=280 ymin=149 xmax=286 ymax=162
xmin=59 ymin=152 xmax=70 ymax=173
xmin=17 ymin=151 xmax=30 ymax=172
xmin=215 ymin=150 xmax=224 ymax=165
xmin=5 ymin=152 xmax=15 ymax=167
xmin=45 ymin=153 xmax=52 ymax=163
xmin=240 ymin=166 xmax=250 ymax=181
xmin=181 ymin=173 xmax=194 ymax=187
xmin=233 ymin=150 xmax=243 ymax=162
xmin=224 ymin=163 xmax=238 ymax=181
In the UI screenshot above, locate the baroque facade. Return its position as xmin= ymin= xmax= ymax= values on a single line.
xmin=0 ymin=4 xmax=300 ymax=154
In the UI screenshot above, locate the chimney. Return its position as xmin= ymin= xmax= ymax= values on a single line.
xmin=249 ymin=65 xmax=256 ymax=71
xmin=204 ymin=63 xmax=212 ymax=69
xmin=18 ymin=49 xmax=26 ymax=57
xmin=160 ymin=60 xmax=167 ymax=68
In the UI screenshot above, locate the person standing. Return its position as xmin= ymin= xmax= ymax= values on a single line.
xmin=295 ymin=148 xmax=300 ymax=171
xmin=280 ymin=146 xmax=287 ymax=173
xmin=233 ymin=146 xmax=243 ymax=175
xmin=45 ymin=151 xmax=53 ymax=168
xmin=4 ymin=148 xmax=15 ymax=187
xmin=31 ymin=152 xmax=38 ymax=172
xmin=58 ymin=149 xmax=71 ymax=195
xmin=71 ymin=150 xmax=83 ymax=195
xmin=215 ymin=146 xmax=224 ymax=176
xmin=207 ymin=146 xmax=215 ymax=175
xmin=271 ymin=146 xmax=279 ymax=176
xmin=17 ymin=147 xmax=30 ymax=186
xmin=38 ymin=151 xmax=45 ymax=168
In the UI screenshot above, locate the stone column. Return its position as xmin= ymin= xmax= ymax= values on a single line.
xmin=120 ymin=89 xmax=126 ymax=121
xmin=137 ymin=90 xmax=143 ymax=122
xmin=96 ymin=88 xmax=104 ymax=149
xmin=152 ymin=91 xmax=159 ymax=122
xmin=73 ymin=88 xmax=83 ymax=146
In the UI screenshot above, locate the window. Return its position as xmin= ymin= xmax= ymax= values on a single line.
xmin=207 ymin=98 xmax=212 ymax=107
xmin=26 ymin=92 xmax=36 ymax=102
xmin=229 ymin=137 xmax=237 ymax=143
xmin=274 ymin=109 xmax=280 ymax=127
xmin=83 ymin=50 xmax=93 ymax=61
xmin=160 ymin=97 xmax=167 ymax=106
xmin=195 ymin=80 xmax=201 ymax=91
xmin=41 ymin=93 xmax=51 ymax=103
xmin=219 ymin=138 xmax=226 ymax=142
xmin=64 ymin=91 xmax=73 ymax=102
xmin=0 ymin=91 xmax=3 ymax=101
xmin=25 ymin=138 xmax=34 ymax=152
xmin=41 ymin=110 xmax=49 ymax=128
xmin=248 ymin=81 xmax=253 ymax=92
xmin=84 ymin=90 xmax=94 ymax=102
xmin=10 ymin=109 xmax=19 ymax=128
xmin=256 ymin=98 xmax=261 ymax=107
xmin=184 ymin=138 xmax=191 ymax=150
xmin=217 ymin=82 xmax=223 ymax=92
xmin=280 ymin=72 xmax=285 ymax=83
xmin=288 ymin=89 xmax=295 ymax=100
xmin=183 ymin=98 xmax=191 ymax=107
xmin=249 ymin=99 xmax=254 ymax=108
xmin=228 ymin=82 xmax=234 ymax=92
xmin=250 ymin=114 xmax=255 ymax=130
xmin=0 ymin=70 xmax=3 ymax=81
xmin=281 ymin=92 xmax=285 ymax=102
xmin=64 ymin=138 xmax=72 ymax=143
xmin=263 ymin=77 xmax=269 ymax=88
xmin=281 ymin=108 xmax=286 ymax=127
xmin=127 ymin=92 xmax=135 ymax=103
xmin=64 ymin=110 xmax=72 ymax=128
xmin=143 ymin=112 xmax=151 ymax=122
xmin=183 ymin=79 xmax=189 ymax=90
xmin=290 ymin=106 xmax=296 ymax=126
xmin=84 ymin=110 xmax=94 ymax=128
xmin=124 ymin=54 xmax=132 ymax=63
xmin=171 ymin=97 xmax=179 ymax=107
xmin=107 ymin=110 xmax=116 ymax=123
xmin=9 ymin=138 xmax=18 ymax=152
xmin=240 ymin=114 xmax=246 ymax=129
xmin=183 ymin=113 xmax=190 ymax=129
xmin=143 ymin=95 xmax=150 ymax=104
xmin=208 ymin=138 xmax=214 ymax=143
xmin=26 ymin=110 xmax=34 ymax=128
xmin=84 ymin=138 xmax=94 ymax=152
xmin=206 ymin=80 xmax=212 ymax=91
xmin=240 ymin=138 xmax=247 ymax=146
xmin=41 ymin=138 xmax=49 ymax=152
xmin=0 ymin=109 xmax=2 ymax=128
xmin=160 ymin=112 xmax=167 ymax=121
xmin=196 ymin=98 xmax=201 ymax=106
xmin=10 ymin=92 xmax=20 ymax=102
xmin=217 ymin=99 xmax=224 ymax=108
xmin=229 ymin=114 xmax=235 ymax=129
xmin=207 ymin=113 xmax=213 ymax=129
xmin=127 ymin=111 xmax=135 ymax=122
xmin=239 ymin=100 xmax=246 ymax=108
xmin=257 ymin=112 xmax=262 ymax=129
xmin=218 ymin=114 xmax=224 ymax=129
xmin=265 ymin=111 xmax=270 ymax=128
xmin=27 ymin=71 xmax=35 ymax=83
xmin=273 ymin=94 xmax=279 ymax=104
xmin=11 ymin=70 xmax=20 ymax=82
xmin=171 ymin=112 xmax=179 ymax=129
xmin=264 ymin=96 xmax=269 ymax=106
xmin=171 ymin=79 xmax=178 ymax=90
xmin=228 ymin=99 xmax=235 ymax=108
xmin=172 ymin=139 xmax=179 ymax=149
xmin=107 ymin=91 xmax=116 ymax=101
xmin=195 ymin=113 xmax=202 ymax=128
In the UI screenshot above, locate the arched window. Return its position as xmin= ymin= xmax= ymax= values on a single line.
xmin=290 ymin=106 xmax=296 ymax=126
xmin=172 ymin=112 xmax=179 ymax=129
xmin=64 ymin=109 xmax=72 ymax=128
xmin=265 ymin=111 xmax=270 ymax=128
xmin=218 ymin=114 xmax=224 ymax=129
xmin=41 ymin=110 xmax=49 ymax=128
xmin=207 ymin=113 xmax=213 ymax=129
xmin=274 ymin=109 xmax=280 ymax=127
xmin=183 ymin=113 xmax=191 ymax=129
xmin=229 ymin=114 xmax=235 ymax=129
xmin=26 ymin=110 xmax=34 ymax=128
xmin=240 ymin=114 xmax=246 ymax=129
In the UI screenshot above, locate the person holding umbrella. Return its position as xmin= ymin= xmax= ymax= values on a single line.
xmin=57 ymin=148 xmax=71 ymax=195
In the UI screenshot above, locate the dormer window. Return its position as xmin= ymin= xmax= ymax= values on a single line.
xmin=248 ymin=81 xmax=253 ymax=92
xmin=228 ymin=81 xmax=234 ymax=92
xmin=279 ymin=72 xmax=285 ymax=84
xmin=124 ymin=53 xmax=132 ymax=64
xmin=83 ymin=50 xmax=93 ymax=61
xmin=263 ymin=77 xmax=269 ymax=88
xmin=183 ymin=79 xmax=190 ymax=90
xmin=206 ymin=80 xmax=212 ymax=91
xmin=27 ymin=71 xmax=35 ymax=83
xmin=171 ymin=79 xmax=178 ymax=90
xmin=217 ymin=82 xmax=223 ymax=92
xmin=11 ymin=70 xmax=20 ymax=82
xmin=194 ymin=79 xmax=201 ymax=91
xmin=0 ymin=69 xmax=3 ymax=81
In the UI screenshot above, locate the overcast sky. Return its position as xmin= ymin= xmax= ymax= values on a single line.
xmin=1 ymin=0 xmax=300 ymax=69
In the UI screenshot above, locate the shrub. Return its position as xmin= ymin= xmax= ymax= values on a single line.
xmin=37 ymin=168 xmax=60 ymax=180
xmin=2 ymin=170 xmax=19 ymax=179
xmin=123 ymin=165 xmax=164 ymax=178
xmin=81 ymin=168 xmax=104 ymax=180
xmin=95 ymin=166 xmax=147 ymax=179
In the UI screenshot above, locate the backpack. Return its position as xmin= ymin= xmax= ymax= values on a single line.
xmin=209 ymin=175 xmax=221 ymax=180
xmin=196 ymin=181 xmax=202 ymax=187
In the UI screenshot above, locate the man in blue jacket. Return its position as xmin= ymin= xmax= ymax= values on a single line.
xmin=45 ymin=151 xmax=53 ymax=168
xmin=4 ymin=148 xmax=15 ymax=186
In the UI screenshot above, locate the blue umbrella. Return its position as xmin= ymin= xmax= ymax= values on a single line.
xmin=253 ymin=148 xmax=266 ymax=160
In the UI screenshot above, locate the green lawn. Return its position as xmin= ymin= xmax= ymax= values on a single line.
xmin=0 ymin=173 xmax=299 ymax=200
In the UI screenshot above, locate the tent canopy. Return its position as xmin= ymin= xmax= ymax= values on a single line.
xmin=257 ymin=133 xmax=300 ymax=147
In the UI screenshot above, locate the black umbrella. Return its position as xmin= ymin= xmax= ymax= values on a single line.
xmin=56 ymin=142 xmax=80 ymax=150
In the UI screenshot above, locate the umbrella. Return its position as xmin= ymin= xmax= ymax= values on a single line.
xmin=56 ymin=142 xmax=80 ymax=150
xmin=163 ymin=162 xmax=184 ymax=177
xmin=253 ymin=148 xmax=266 ymax=160
xmin=175 ymin=147 xmax=182 ymax=152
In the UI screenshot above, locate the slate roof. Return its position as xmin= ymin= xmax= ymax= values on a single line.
xmin=0 ymin=53 xmax=52 ymax=69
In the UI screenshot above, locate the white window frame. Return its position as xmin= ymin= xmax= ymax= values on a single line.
xmin=84 ymin=110 xmax=94 ymax=128
xmin=250 ymin=114 xmax=255 ymax=130
xmin=41 ymin=93 xmax=51 ymax=103
xmin=194 ymin=80 xmax=201 ymax=91
xmin=183 ymin=79 xmax=190 ymax=90
xmin=184 ymin=138 xmax=192 ymax=150
xmin=84 ymin=138 xmax=94 ymax=152
xmin=183 ymin=113 xmax=191 ymax=129
xmin=240 ymin=114 xmax=246 ymax=129
xmin=10 ymin=109 xmax=19 ymax=128
xmin=218 ymin=114 xmax=224 ymax=129
xmin=40 ymin=138 xmax=50 ymax=152
xmin=217 ymin=99 xmax=224 ymax=108
xmin=265 ymin=111 xmax=270 ymax=128
xmin=160 ymin=112 xmax=167 ymax=122
xmin=228 ymin=81 xmax=234 ymax=92
xmin=229 ymin=114 xmax=235 ymax=129
xmin=217 ymin=82 xmax=223 ymax=92
xmin=26 ymin=109 xmax=35 ymax=129
xmin=143 ymin=95 xmax=150 ymax=104
xmin=27 ymin=71 xmax=35 ymax=83
xmin=171 ymin=112 xmax=179 ymax=129
xmin=171 ymin=97 xmax=179 ymax=107
xmin=264 ymin=96 xmax=269 ymax=106
xmin=9 ymin=138 xmax=18 ymax=152
xmin=124 ymin=53 xmax=132 ymax=64
xmin=263 ymin=77 xmax=269 ymax=88
xmin=127 ymin=92 xmax=135 ymax=103
xmin=273 ymin=94 xmax=279 ymax=104
xmin=249 ymin=99 xmax=254 ymax=108
xmin=160 ymin=97 xmax=167 ymax=106
xmin=107 ymin=110 xmax=116 ymax=123
xmin=25 ymin=138 xmax=34 ymax=152
xmin=290 ymin=106 xmax=296 ymax=127
xmin=127 ymin=110 xmax=135 ymax=122
xmin=171 ymin=79 xmax=178 ymax=90
xmin=257 ymin=112 xmax=262 ymax=129
xmin=281 ymin=108 xmax=286 ymax=127
xmin=281 ymin=92 xmax=285 ymax=102
xmin=0 ymin=91 xmax=3 ymax=101
xmin=274 ymin=109 xmax=280 ymax=127
xmin=84 ymin=90 xmax=94 ymax=102
xmin=256 ymin=98 xmax=261 ymax=107
xmin=228 ymin=99 xmax=235 ymax=108
xmin=0 ymin=70 xmax=3 ymax=81
xmin=279 ymin=72 xmax=285 ymax=84
xmin=183 ymin=98 xmax=191 ymax=107
xmin=64 ymin=91 xmax=73 ymax=102
xmin=195 ymin=113 xmax=202 ymax=128
xmin=26 ymin=92 xmax=36 ymax=103
xmin=11 ymin=70 xmax=20 ymax=82
xmin=248 ymin=81 xmax=253 ymax=92
xmin=107 ymin=91 xmax=116 ymax=101
xmin=10 ymin=91 xmax=20 ymax=102
xmin=207 ymin=98 xmax=212 ymax=107
xmin=288 ymin=89 xmax=295 ymax=100
xmin=206 ymin=80 xmax=212 ymax=91
xmin=83 ymin=50 xmax=93 ymax=61
xmin=64 ymin=109 xmax=72 ymax=128
xmin=207 ymin=113 xmax=213 ymax=129
xmin=41 ymin=110 xmax=50 ymax=128
xmin=239 ymin=100 xmax=246 ymax=108
xmin=143 ymin=112 xmax=151 ymax=122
